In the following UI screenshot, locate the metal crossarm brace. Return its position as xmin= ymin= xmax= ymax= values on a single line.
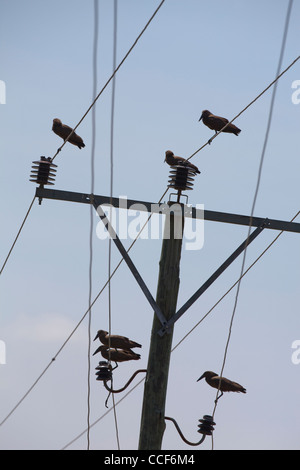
xmin=35 ymin=188 xmax=300 ymax=234
xmin=34 ymin=187 xmax=300 ymax=333
xmin=93 ymin=201 xmax=168 ymax=328
xmin=158 ymin=219 xmax=268 ymax=336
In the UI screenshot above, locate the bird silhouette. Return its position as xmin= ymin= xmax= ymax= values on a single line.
xmin=52 ymin=118 xmax=85 ymax=149
xmin=94 ymin=329 xmax=142 ymax=350
xmin=165 ymin=150 xmax=200 ymax=174
xmin=93 ymin=345 xmax=141 ymax=363
xmin=197 ymin=371 xmax=246 ymax=402
xmin=199 ymin=110 xmax=241 ymax=143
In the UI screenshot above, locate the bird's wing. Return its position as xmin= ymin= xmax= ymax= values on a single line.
xmin=207 ymin=115 xmax=229 ymax=131
xmin=55 ymin=124 xmax=74 ymax=140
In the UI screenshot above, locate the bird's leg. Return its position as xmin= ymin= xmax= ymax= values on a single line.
xmin=112 ymin=362 xmax=118 ymax=370
xmin=214 ymin=391 xmax=223 ymax=404
xmin=208 ymin=132 xmax=217 ymax=145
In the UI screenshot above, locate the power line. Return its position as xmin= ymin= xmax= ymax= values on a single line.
xmin=62 ymin=375 xmax=146 ymax=450
xmin=1 ymin=42 xmax=298 ymax=425
xmin=1 ymin=1 xmax=299 ymax=443
xmin=1 ymin=24 xmax=298 ymax=283
xmin=1 ymin=202 xmax=298 ymax=434
xmin=0 ymin=0 xmax=167 ymax=278
xmin=0 ymin=186 xmax=167 ymax=427
xmin=51 ymin=0 xmax=166 ymax=163
xmin=211 ymin=0 xmax=294 ymax=438
xmin=0 ymin=195 xmax=36 ymax=276
xmin=108 ymin=0 xmax=121 ymax=451
xmin=187 ymin=53 xmax=300 ymax=161
xmin=86 ymin=0 xmax=100 ymax=450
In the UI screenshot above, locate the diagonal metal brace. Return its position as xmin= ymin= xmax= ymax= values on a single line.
xmin=94 ymin=201 xmax=168 ymax=328
xmin=158 ymin=219 xmax=268 ymax=336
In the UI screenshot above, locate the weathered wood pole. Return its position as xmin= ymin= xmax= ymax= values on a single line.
xmin=139 ymin=207 xmax=184 ymax=449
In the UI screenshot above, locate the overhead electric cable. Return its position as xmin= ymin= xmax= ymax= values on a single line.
xmin=0 ymin=195 xmax=35 ymax=276
xmin=51 ymin=0 xmax=166 ymax=162
xmin=1 ymin=31 xmax=298 ymax=281
xmin=211 ymin=0 xmax=294 ymax=445
xmin=1 ymin=1 xmax=299 ymax=436
xmin=187 ymin=53 xmax=300 ymax=161
xmin=3 ymin=203 xmax=298 ymax=432
xmin=86 ymin=0 xmax=99 ymax=450
xmin=108 ymin=0 xmax=121 ymax=451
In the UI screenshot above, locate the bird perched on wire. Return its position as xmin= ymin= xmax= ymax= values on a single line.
xmin=165 ymin=150 xmax=200 ymax=174
xmin=197 ymin=371 xmax=246 ymax=402
xmin=94 ymin=329 xmax=142 ymax=350
xmin=52 ymin=118 xmax=85 ymax=149
xmin=199 ymin=110 xmax=241 ymax=143
xmin=93 ymin=345 xmax=141 ymax=363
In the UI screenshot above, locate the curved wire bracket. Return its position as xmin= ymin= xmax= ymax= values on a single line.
xmin=103 ymin=369 xmax=147 ymax=394
xmin=164 ymin=416 xmax=206 ymax=446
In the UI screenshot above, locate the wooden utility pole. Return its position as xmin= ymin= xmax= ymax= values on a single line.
xmin=138 ymin=208 xmax=184 ymax=450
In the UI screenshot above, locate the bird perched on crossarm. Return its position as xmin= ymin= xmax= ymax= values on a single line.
xmin=197 ymin=370 xmax=246 ymax=402
xmin=94 ymin=329 xmax=142 ymax=350
xmin=165 ymin=150 xmax=200 ymax=174
xmin=199 ymin=110 xmax=241 ymax=143
xmin=93 ymin=345 xmax=141 ymax=363
xmin=52 ymin=118 xmax=85 ymax=149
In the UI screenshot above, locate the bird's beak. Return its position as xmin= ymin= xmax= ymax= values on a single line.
xmin=93 ymin=332 xmax=99 ymax=341
xmin=198 ymin=115 xmax=203 ymax=122
xmin=197 ymin=373 xmax=205 ymax=382
xmin=93 ymin=346 xmax=101 ymax=356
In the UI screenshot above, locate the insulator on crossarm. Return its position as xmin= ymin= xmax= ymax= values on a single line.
xmin=168 ymin=165 xmax=196 ymax=191
xmin=168 ymin=164 xmax=199 ymax=203
xmin=30 ymin=156 xmax=57 ymax=187
xmin=30 ymin=156 xmax=57 ymax=205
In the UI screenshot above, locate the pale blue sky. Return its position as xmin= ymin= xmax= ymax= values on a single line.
xmin=0 ymin=0 xmax=300 ymax=450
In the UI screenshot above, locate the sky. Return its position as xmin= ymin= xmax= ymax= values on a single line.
xmin=0 ymin=0 xmax=300 ymax=451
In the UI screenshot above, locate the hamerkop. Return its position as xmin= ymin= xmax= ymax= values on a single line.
xmin=93 ymin=345 xmax=141 ymax=363
xmin=197 ymin=371 xmax=246 ymax=401
xmin=165 ymin=150 xmax=200 ymax=174
xmin=199 ymin=110 xmax=241 ymax=139
xmin=52 ymin=118 xmax=85 ymax=149
xmin=94 ymin=329 xmax=142 ymax=350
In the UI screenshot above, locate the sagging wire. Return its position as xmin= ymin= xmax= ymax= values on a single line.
xmin=107 ymin=0 xmax=120 ymax=451
xmin=0 ymin=195 xmax=36 ymax=276
xmin=50 ymin=0 xmax=166 ymax=163
xmin=2 ymin=3 xmax=299 ymax=438
xmin=187 ymin=53 xmax=300 ymax=162
xmin=211 ymin=0 xmax=294 ymax=449
xmin=86 ymin=0 xmax=99 ymax=451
